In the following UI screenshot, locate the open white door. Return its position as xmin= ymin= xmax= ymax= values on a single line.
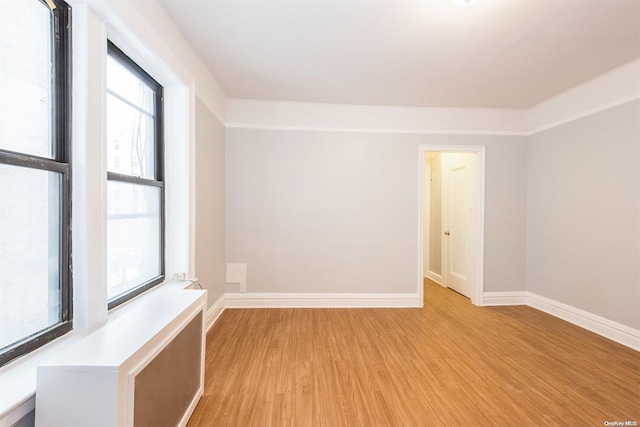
xmin=442 ymin=153 xmax=476 ymax=298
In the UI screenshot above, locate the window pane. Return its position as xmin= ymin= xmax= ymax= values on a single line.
xmin=106 ymin=55 xmax=155 ymax=115
xmin=107 ymin=182 xmax=161 ymax=301
xmin=0 ymin=164 xmax=61 ymax=350
xmin=0 ymin=0 xmax=53 ymax=158
xmin=107 ymin=94 xmax=156 ymax=179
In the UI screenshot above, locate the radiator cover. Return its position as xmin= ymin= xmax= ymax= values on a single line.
xmin=134 ymin=312 xmax=202 ymax=427
xmin=35 ymin=288 xmax=207 ymax=427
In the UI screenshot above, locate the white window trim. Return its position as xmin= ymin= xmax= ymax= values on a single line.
xmin=71 ymin=0 xmax=196 ymax=331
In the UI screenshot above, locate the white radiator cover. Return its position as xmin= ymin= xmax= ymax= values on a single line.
xmin=35 ymin=288 xmax=207 ymax=427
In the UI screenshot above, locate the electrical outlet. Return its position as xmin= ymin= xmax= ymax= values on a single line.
xmin=173 ymin=272 xmax=187 ymax=281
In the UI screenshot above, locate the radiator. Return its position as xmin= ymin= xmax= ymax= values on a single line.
xmin=35 ymin=288 xmax=207 ymax=427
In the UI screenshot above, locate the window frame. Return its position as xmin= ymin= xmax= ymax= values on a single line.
xmin=0 ymin=0 xmax=73 ymax=367
xmin=106 ymin=41 xmax=165 ymax=310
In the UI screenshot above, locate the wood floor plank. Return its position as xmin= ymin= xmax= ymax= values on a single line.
xmin=188 ymin=279 xmax=640 ymax=426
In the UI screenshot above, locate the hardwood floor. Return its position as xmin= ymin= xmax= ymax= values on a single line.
xmin=187 ymin=279 xmax=640 ymax=426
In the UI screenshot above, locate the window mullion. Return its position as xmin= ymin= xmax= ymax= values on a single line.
xmin=0 ymin=150 xmax=69 ymax=173
xmin=107 ymin=171 xmax=163 ymax=187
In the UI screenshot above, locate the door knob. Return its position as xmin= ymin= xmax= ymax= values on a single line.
xmin=444 ymin=231 xmax=450 ymax=236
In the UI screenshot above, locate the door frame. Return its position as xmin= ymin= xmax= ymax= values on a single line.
xmin=417 ymin=145 xmax=486 ymax=306
xmin=423 ymin=156 xmax=432 ymax=283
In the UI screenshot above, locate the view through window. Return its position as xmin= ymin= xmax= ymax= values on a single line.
xmin=0 ymin=0 xmax=72 ymax=366
xmin=106 ymin=42 xmax=164 ymax=309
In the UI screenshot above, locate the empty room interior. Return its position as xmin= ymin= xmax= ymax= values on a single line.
xmin=0 ymin=0 xmax=639 ymax=426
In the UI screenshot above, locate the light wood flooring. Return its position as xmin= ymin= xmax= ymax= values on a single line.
xmin=187 ymin=279 xmax=640 ymax=426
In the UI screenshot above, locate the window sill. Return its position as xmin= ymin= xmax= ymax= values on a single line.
xmin=0 ymin=279 xmax=196 ymax=424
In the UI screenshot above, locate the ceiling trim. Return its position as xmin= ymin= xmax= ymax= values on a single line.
xmin=225 ymin=100 xmax=528 ymax=136
xmin=527 ymin=59 xmax=640 ymax=134
xmin=225 ymin=122 xmax=528 ymax=137
xmin=528 ymin=94 xmax=639 ymax=136
xmin=224 ymin=59 xmax=639 ymax=136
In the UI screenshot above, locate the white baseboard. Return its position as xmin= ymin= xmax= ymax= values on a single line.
xmin=215 ymin=290 xmax=639 ymax=350
xmin=482 ymin=291 xmax=640 ymax=351
xmin=483 ymin=291 xmax=528 ymax=306
xmin=426 ymin=271 xmax=443 ymax=286
xmin=527 ymin=293 xmax=640 ymax=352
xmin=225 ymin=292 xmax=420 ymax=308
xmin=206 ymin=294 xmax=226 ymax=331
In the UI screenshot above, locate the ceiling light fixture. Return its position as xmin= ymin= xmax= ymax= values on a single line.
xmin=450 ymin=0 xmax=480 ymax=6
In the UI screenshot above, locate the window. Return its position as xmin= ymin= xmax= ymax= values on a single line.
xmin=106 ymin=42 xmax=164 ymax=309
xmin=0 ymin=0 xmax=72 ymax=366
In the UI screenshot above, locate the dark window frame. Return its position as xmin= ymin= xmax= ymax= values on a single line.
xmin=0 ymin=0 xmax=73 ymax=367
xmin=106 ymin=41 xmax=165 ymax=310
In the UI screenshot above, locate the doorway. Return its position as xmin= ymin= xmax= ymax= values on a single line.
xmin=418 ymin=146 xmax=485 ymax=306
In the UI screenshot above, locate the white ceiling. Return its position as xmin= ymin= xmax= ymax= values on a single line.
xmin=159 ymin=0 xmax=640 ymax=109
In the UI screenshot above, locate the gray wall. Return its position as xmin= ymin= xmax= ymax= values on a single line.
xmin=226 ymin=129 xmax=527 ymax=294
xmin=527 ymin=100 xmax=640 ymax=328
xmin=195 ymin=98 xmax=226 ymax=307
